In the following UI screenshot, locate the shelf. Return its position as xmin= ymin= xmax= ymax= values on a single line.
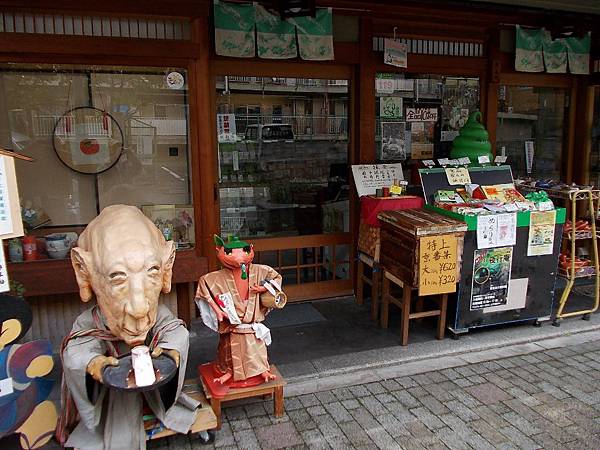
xmin=562 ymin=230 xmax=594 ymax=240
xmin=497 ymin=112 xmax=538 ymax=121
xmin=518 ymin=184 xmax=600 ymax=201
xmin=8 ymin=249 xmax=207 ymax=298
xmin=558 ymin=266 xmax=596 ymax=280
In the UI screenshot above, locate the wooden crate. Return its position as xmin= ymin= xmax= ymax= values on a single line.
xmin=358 ymin=220 xmax=380 ymax=261
xmin=378 ymin=209 xmax=467 ymax=288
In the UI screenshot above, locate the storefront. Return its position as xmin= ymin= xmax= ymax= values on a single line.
xmin=1 ymin=0 xmax=599 ymax=349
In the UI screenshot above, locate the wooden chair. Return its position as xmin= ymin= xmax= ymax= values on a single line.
xmin=380 ymin=270 xmax=448 ymax=346
xmin=356 ymin=252 xmax=382 ymax=321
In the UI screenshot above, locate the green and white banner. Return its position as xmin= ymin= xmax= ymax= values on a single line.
xmin=214 ymin=0 xmax=256 ymax=58
xmin=542 ymin=31 xmax=567 ymax=73
xmin=515 ymin=25 xmax=544 ymax=72
xmin=566 ymin=32 xmax=591 ymax=75
xmin=256 ymin=4 xmax=297 ymax=59
xmin=290 ymin=8 xmax=334 ymax=61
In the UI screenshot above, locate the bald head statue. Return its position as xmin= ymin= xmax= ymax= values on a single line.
xmin=71 ymin=205 xmax=176 ymax=345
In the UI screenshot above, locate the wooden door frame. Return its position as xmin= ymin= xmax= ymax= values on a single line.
xmin=207 ymin=58 xmax=357 ymax=300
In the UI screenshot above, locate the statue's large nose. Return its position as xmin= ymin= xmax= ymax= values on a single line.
xmin=125 ymin=278 xmax=150 ymax=321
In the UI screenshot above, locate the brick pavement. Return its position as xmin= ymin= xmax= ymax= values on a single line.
xmin=149 ymin=339 xmax=600 ymax=450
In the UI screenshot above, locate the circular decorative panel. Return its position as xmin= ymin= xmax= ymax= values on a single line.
xmin=53 ymin=107 xmax=124 ymax=174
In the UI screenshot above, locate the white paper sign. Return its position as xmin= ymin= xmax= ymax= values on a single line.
xmin=0 ymin=377 xmax=14 ymax=397
xmin=375 ymin=78 xmax=395 ymax=94
xmin=494 ymin=155 xmax=508 ymax=164
xmin=384 ymin=39 xmax=408 ymax=68
xmin=0 ymin=158 xmax=14 ymax=237
xmin=406 ymin=108 xmax=438 ymax=122
xmin=445 ymin=167 xmax=471 ymax=185
xmin=458 ymin=157 xmax=471 ymax=165
xmin=477 ymin=213 xmax=517 ymax=249
xmin=422 ymin=160 xmax=436 ymax=167
xmin=0 ymin=242 xmax=9 ymax=293
xmin=525 ymin=141 xmax=535 ymax=174
xmin=441 ymin=130 xmax=459 ymax=142
xmin=478 ymin=155 xmax=490 ymax=164
xmin=217 ymin=114 xmax=237 ymax=143
xmin=351 ymin=164 xmax=404 ymax=197
xmin=218 ymin=292 xmax=241 ymax=325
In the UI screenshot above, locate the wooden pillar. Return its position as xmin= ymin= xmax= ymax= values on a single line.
xmin=191 ymin=16 xmax=219 ymax=271
xmin=485 ymin=31 xmax=501 ymax=157
xmin=571 ymin=79 xmax=594 ymax=184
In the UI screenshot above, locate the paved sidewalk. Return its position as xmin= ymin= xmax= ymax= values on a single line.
xmin=152 ymin=335 xmax=600 ymax=450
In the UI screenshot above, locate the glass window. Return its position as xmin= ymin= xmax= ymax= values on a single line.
xmin=0 ymin=64 xmax=193 ymax=246
xmin=496 ymin=85 xmax=568 ymax=180
xmin=216 ymin=76 xmax=349 ymax=238
xmin=375 ymin=73 xmax=480 ymax=185
xmin=588 ymin=86 xmax=600 ymax=187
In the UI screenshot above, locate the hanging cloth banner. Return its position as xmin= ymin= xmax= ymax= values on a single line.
xmin=290 ymin=8 xmax=334 ymax=61
xmin=565 ymin=32 xmax=591 ymax=75
xmin=542 ymin=31 xmax=567 ymax=73
xmin=214 ymin=0 xmax=256 ymax=58
xmin=515 ymin=25 xmax=544 ymax=72
xmin=255 ymin=4 xmax=297 ymax=59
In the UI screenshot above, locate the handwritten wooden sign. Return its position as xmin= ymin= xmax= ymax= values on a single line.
xmin=406 ymin=108 xmax=438 ymax=122
xmin=445 ymin=167 xmax=472 ymax=185
xmin=419 ymin=234 xmax=458 ymax=296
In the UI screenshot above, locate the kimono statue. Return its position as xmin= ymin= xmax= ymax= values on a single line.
xmin=0 ymin=295 xmax=56 ymax=450
xmin=56 ymin=205 xmax=198 ymax=450
xmin=195 ymin=235 xmax=284 ymax=385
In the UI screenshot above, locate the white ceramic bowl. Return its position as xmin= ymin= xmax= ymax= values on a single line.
xmin=47 ymin=247 xmax=70 ymax=259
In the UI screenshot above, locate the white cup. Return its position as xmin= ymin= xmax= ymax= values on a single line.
xmin=131 ymin=345 xmax=156 ymax=387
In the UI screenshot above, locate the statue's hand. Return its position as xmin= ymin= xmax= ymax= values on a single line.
xmin=86 ymin=355 xmax=118 ymax=383
xmin=250 ymin=284 xmax=267 ymax=293
xmin=152 ymin=346 xmax=180 ymax=368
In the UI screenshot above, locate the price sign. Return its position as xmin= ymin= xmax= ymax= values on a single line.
xmin=478 ymin=155 xmax=490 ymax=164
xmin=419 ymin=234 xmax=458 ymax=296
xmin=445 ymin=167 xmax=471 ymax=185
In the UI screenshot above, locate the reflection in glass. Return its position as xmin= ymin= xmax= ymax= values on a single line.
xmin=496 ymin=85 xmax=567 ymax=180
xmin=588 ymin=87 xmax=600 ymax=187
xmin=216 ymin=76 xmax=349 ymax=238
xmin=0 ymin=64 xmax=192 ymax=232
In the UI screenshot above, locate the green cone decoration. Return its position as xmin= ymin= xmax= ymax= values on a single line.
xmin=450 ymin=111 xmax=493 ymax=163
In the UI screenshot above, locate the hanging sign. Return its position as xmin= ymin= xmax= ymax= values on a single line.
xmin=406 ymin=108 xmax=438 ymax=122
xmin=351 ymin=163 xmax=404 ymax=197
xmin=470 ymin=247 xmax=513 ymax=310
xmin=384 ymin=38 xmax=408 ymax=68
xmin=525 ymin=140 xmax=535 ymax=174
xmin=477 ymin=213 xmax=517 ymax=249
xmin=380 ymin=97 xmax=403 ymax=119
xmin=445 ymin=167 xmax=471 ymax=186
xmin=418 ymin=234 xmax=458 ymax=296
xmin=217 ymin=114 xmax=237 ymax=143
xmin=527 ymin=210 xmax=556 ymax=256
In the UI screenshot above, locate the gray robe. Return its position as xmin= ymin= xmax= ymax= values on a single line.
xmin=62 ymin=304 xmax=198 ymax=450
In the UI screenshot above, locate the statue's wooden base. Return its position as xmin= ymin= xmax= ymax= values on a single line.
xmin=198 ymin=363 xmax=286 ymax=429
xmin=145 ymin=379 xmax=217 ymax=441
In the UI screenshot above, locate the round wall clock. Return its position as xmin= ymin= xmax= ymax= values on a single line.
xmin=52 ymin=106 xmax=124 ymax=174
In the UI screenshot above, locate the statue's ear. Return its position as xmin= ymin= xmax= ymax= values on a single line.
xmin=161 ymin=240 xmax=177 ymax=294
xmin=71 ymin=247 xmax=94 ymax=302
xmin=213 ymin=234 xmax=225 ymax=247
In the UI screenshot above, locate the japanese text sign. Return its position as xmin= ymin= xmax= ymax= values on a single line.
xmin=445 ymin=167 xmax=471 ymax=185
xmin=419 ymin=234 xmax=458 ymax=296
xmin=351 ymin=163 xmax=404 ymax=197
xmin=406 ymin=108 xmax=438 ymax=122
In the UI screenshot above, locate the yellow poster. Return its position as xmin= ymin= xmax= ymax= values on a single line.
xmin=419 ymin=234 xmax=458 ymax=296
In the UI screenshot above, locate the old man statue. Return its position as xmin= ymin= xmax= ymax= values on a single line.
xmin=56 ymin=205 xmax=198 ymax=450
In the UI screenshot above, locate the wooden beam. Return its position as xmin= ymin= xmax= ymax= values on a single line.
xmin=565 ymin=79 xmax=578 ymax=183
xmin=0 ymin=0 xmax=210 ymax=18
xmin=373 ymin=55 xmax=486 ymax=77
xmin=0 ymin=33 xmax=200 ymax=60
xmin=211 ymin=59 xmax=353 ymax=79
xmin=572 ymin=81 xmax=595 ymax=184
xmin=358 ymin=16 xmax=375 ymax=163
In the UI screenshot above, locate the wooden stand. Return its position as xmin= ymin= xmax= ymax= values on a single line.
xmin=200 ymin=364 xmax=286 ymax=429
xmin=381 ymin=270 xmax=448 ymax=346
xmin=146 ymin=379 xmax=218 ymax=441
xmin=356 ymin=252 xmax=382 ymax=321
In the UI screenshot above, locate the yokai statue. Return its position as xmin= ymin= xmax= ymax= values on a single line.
xmin=0 ymin=295 xmax=56 ymax=450
xmin=57 ymin=205 xmax=199 ymax=450
xmin=195 ymin=235 xmax=286 ymax=387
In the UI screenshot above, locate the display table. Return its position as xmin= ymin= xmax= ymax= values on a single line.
xmin=377 ymin=209 xmax=467 ymax=345
xmin=419 ymin=166 xmax=566 ymax=337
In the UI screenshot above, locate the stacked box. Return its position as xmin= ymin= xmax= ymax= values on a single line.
xmin=358 ymin=221 xmax=380 ymax=261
